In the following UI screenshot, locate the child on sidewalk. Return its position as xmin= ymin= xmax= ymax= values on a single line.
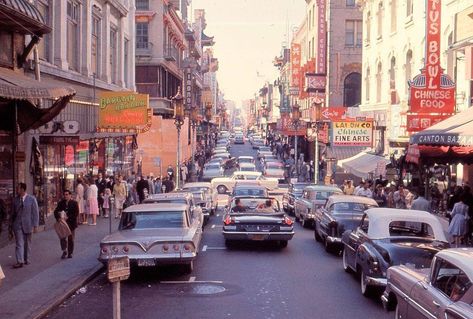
xmin=103 ymin=188 xmax=111 ymax=218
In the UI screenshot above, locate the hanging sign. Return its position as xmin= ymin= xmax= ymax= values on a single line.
xmin=290 ymin=43 xmax=301 ymax=93
xmin=316 ymin=0 xmax=327 ymax=74
xmin=406 ymin=114 xmax=450 ymax=132
xmin=332 ymin=121 xmax=373 ymax=147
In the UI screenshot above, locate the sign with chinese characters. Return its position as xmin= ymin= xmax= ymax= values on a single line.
xmin=316 ymin=0 xmax=327 ymax=74
xmin=278 ymin=114 xmax=306 ymax=136
xmin=290 ymin=43 xmax=301 ymax=92
xmin=98 ymin=92 xmax=151 ymax=133
xmin=184 ymin=68 xmax=193 ymax=110
xmin=405 ymin=144 xmax=420 ymax=164
xmin=332 ymin=121 xmax=373 ymax=147
xmin=406 ymin=114 xmax=450 ymax=132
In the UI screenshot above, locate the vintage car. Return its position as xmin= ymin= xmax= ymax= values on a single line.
xmin=313 ymin=195 xmax=378 ymax=252
xmin=211 ymin=171 xmax=278 ymax=194
xmin=341 ymin=208 xmax=449 ymax=297
xmin=263 ymin=161 xmax=285 ymax=182
xmin=294 ymin=185 xmax=343 ymax=228
xmin=282 ymin=182 xmax=311 ymax=216
xmin=238 ymin=156 xmax=255 ymax=165
xmin=238 ymin=162 xmax=256 ymax=172
xmin=257 ymin=150 xmax=273 ymax=159
xmin=222 ymin=197 xmax=294 ymax=248
xmin=231 ymin=183 xmax=269 ymax=198
xmin=202 ymin=162 xmax=224 ymax=181
xmin=252 ymin=139 xmax=265 ymax=149
xmin=382 ymin=248 xmax=473 ymax=319
xmin=234 ymin=134 xmax=244 ymax=144
xmin=98 ymin=203 xmax=203 ymax=273
xmin=182 ymin=182 xmax=216 ymax=215
xmin=143 ymin=192 xmax=203 ymax=224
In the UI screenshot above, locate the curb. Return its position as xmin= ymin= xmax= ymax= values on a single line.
xmin=34 ymin=263 xmax=104 ymax=319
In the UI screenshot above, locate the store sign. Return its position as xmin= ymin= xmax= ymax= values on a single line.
xmin=39 ymin=136 xmax=80 ymax=145
xmin=290 ymin=43 xmax=301 ymax=92
xmin=406 ymin=144 xmax=420 ymax=164
xmin=319 ymin=107 xmax=347 ymax=121
xmin=98 ymin=92 xmax=151 ymax=133
xmin=408 ymin=0 xmax=455 ymax=117
xmin=317 ymin=122 xmax=329 ymax=144
xmin=278 ymin=114 xmax=306 ymax=136
xmin=332 ymin=121 xmax=373 ymax=147
xmin=406 ymin=114 xmax=450 ymax=132
xmin=316 ymin=0 xmax=327 ymax=74
xmin=305 ymin=73 xmax=326 ymax=92
xmin=184 ymin=68 xmax=193 ymax=111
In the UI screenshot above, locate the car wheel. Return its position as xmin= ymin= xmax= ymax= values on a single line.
xmin=360 ymin=270 xmax=373 ymax=297
xmin=217 ymin=185 xmax=227 ymax=194
xmin=394 ymin=304 xmax=400 ymax=319
xmin=324 ymin=237 xmax=332 ymax=253
xmin=314 ymin=223 xmax=322 ymax=242
xmin=279 ymin=240 xmax=288 ymax=248
xmin=184 ymin=261 xmax=194 ymax=274
xmin=342 ymin=249 xmax=352 ymax=273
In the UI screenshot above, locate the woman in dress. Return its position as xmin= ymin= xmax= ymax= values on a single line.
xmin=113 ymin=175 xmax=127 ymax=219
xmin=75 ymin=178 xmax=86 ymax=224
xmin=86 ymin=178 xmax=99 ymax=225
xmin=448 ymin=193 xmax=469 ymax=247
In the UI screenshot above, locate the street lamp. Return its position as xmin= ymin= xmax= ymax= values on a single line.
xmin=292 ymin=103 xmax=301 ymax=179
xmin=173 ymin=87 xmax=185 ymax=189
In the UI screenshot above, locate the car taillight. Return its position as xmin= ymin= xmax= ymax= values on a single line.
xmin=283 ymin=216 xmax=293 ymax=226
xmin=101 ymin=247 xmax=108 ymax=254
xmin=223 ymin=214 xmax=233 ymax=225
xmin=173 ymin=244 xmax=180 ymax=251
xmin=123 ymin=246 xmax=129 ymax=253
xmin=184 ymin=244 xmax=192 ymax=251
xmin=162 ymin=244 xmax=169 ymax=252
xmin=112 ymin=246 xmax=119 ymax=253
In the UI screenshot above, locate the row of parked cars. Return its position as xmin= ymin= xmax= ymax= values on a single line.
xmin=283 ymin=182 xmax=473 ymax=319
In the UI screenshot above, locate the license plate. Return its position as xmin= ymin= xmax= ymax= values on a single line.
xmin=250 ymin=234 xmax=266 ymax=241
xmin=137 ymin=259 xmax=156 ymax=267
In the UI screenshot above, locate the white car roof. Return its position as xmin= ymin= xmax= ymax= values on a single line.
xmin=183 ymin=182 xmax=211 ymax=188
xmin=239 ymin=163 xmax=256 ymax=168
xmin=365 ymin=208 xmax=447 ymax=242
xmin=436 ymin=248 xmax=473 ymax=280
xmin=233 ymin=171 xmax=262 ymax=176
xmin=123 ymin=203 xmax=188 ymax=212
xmin=238 ymin=156 xmax=253 ymax=159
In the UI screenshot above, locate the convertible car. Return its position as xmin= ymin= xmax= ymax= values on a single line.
xmin=98 ymin=203 xmax=203 ymax=273
xmin=341 ymin=208 xmax=449 ymax=297
xmin=382 ymin=248 xmax=473 ymax=319
xmin=222 ymin=197 xmax=294 ymax=248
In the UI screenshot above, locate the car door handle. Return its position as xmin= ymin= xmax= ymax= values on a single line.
xmin=432 ymin=300 xmax=440 ymax=307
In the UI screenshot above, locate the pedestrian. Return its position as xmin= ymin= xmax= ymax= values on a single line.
xmin=154 ymin=177 xmax=162 ymax=194
xmin=393 ymin=184 xmax=407 ymax=209
xmin=95 ymin=172 xmax=107 ymax=216
xmin=76 ymin=178 xmax=86 ymax=225
xmin=102 ymin=188 xmax=111 ymax=218
xmin=448 ymin=193 xmax=470 ymax=247
xmin=9 ymin=183 xmax=39 ymax=268
xmin=86 ymin=179 xmax=99 ymax=225
xmin=113 ymin=175 xmax=127 ymax=218
xmin=372 ymin=185 xmax=387 ymax=207
xmin=167 ymin=165 xmax=175 ymax=181
xmin=343 ymin=180 xmax=355 ymax=195
xmin=53 ymin=190 xmax=79 ymax=259
xmin=136 ymin=175 xmax=149 ymax=203
xmin=355 ymin=181 xmax=373 ymax=198
xmin=147 ymin=174 xmax=155 ymax=195
xmin=410 ymin=188 xmax=431 ymax=213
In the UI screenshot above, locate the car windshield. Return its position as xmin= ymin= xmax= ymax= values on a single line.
xmin=388 ymin=221 xmax=435 ymax=239
xmin=332 ymin=202 xmax=376 ymax=215
xmin=266 ymin=163 xmax=283 ymax=169
xmin=316 ymin=191 xmax=339 ymax=200
xmin=206 ymin=164 xmax=220 ymax=170
xmin=234 ymin=188 xmax=266 ymax=197
xmin=120 ymin=211 xmax=186 ymax=229
xmin=231 ymin=198 xmax=279 ymax=213
xmin=246 ymin=175 xmax=259 ymax=180
xmin=192 ymin=192 xmax=204 ymax=201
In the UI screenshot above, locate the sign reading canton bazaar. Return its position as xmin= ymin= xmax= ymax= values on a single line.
xmin=290 ymin=43 xmax=301 ymax=95
xmin=98 ymin=92 xmax=151 ymax=133
xmin=332 ymin=121 xmax=373 ymax=147
xmin=408 ymin=0 xmax=455 ymax=117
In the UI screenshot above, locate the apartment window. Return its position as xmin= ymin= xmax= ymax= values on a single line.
xmin=110 ymin=28 xmax=117 ymax=83
xmin=36 ymin=0 xmax=50 ymax=61
xmin=377 ymin=2 xmax=383 ymax=39
xmin=390 ymin=0 xmax=397 ymax=32
xmin=67 ymin=0 xmax=79 ymax=71
xmin=0 ymin=31 xmax=13 ymax=67
xmin=124 ymin=39 xmax=129 ymax=85
xmin=346 ymin=0 xmax=356 ymax=7
xmin=376 ymin=62 xmax=382 ymax=103
xmin=405 ymin=50 xmax=412 ymax=94
xmin=136 ymin=0 xmax=149 ymax=11
xmin=365 ymin=67 xmax=371 ymax=102
xmin=366 ymin=11 xmax=371 ymax=45
xmin=390 ymin=57 xmax=396 ymax=89
xmin=345 ymin=20 xmax=362 ymax=47
xmin=406 ymin=0 xmax=413 ymax=17
xmin=136 ymin=22 xmax=149 ymax=49
xmin=91 ymin=16 xmax=100 ymax=75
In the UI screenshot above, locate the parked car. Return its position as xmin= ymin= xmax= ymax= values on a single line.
xmin=202 ymin=162 xmax=224 ymax=181
xmin=313 ymin=195 xmax=378 ymax=252
xmin=238 ymin=156 xmax=255 ymax=165
xmin=282 ymin=182 xmax=311 ymax=216
xmin=257 ymin=150 xmax=273 ymax=159
xmin=238 ymin=162 xmax=256 ymax=172
xmin=382 ymin=248 xmax=473 ymax=319
xmin=211 ymin=153 xmax=231 ymax=161
xmin=98 ymin=203 xmax=203 ymax=273
xmin=263 ymin=161 xmax=285 ymax=182
xmin=252 ymin=139 xmax=265 ymax=149
xmin=222 ymin=197 xmax=294 ymax=248
xmin=342 ymin=208 xmax=449 ymax=297
xmin=294 ymin=185 xmax=343 ymax=228
xmin=182 ymin=182 xmax=215 ymax=218
xmin=234 ymin=134 xmax=244 ymax=144
xmin=211 ymin=171 xmax=278 ymax=195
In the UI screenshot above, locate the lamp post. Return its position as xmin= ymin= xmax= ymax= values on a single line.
xmin=205 ymin=102 xmax=212 ymax=149
xmin=173 ymin=87 xmax=185 ymax=189
xmin=189 ymin=107 xmax=199 ymax=182
xmin=292 ymin=103 xmax=301 ymax=179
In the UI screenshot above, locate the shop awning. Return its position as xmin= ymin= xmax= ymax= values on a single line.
xmin=0 ymin=0 xmax=51 ymax=36
xmin=0 ymin=68 xmax=76 ymax=134
xmin=325 ymin=146 xmax=365 ymax=161
xmin=338 ymin=151 xmax=390 ymax=179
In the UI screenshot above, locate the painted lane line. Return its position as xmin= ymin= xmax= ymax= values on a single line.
xmin=189 ymin=276 xmax=196 ymax=282
xmin=160 ymin=280 xmax=224 ymax=284
xmin=202 ymin=245 xmax=208 ymax=252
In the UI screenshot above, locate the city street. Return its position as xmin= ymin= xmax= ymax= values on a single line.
xmin=45 ymin=142 xmax=390 ymax=319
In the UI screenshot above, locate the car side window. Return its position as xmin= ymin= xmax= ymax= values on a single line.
xmin=359 ymin=214 xmax=369 ymax=233
xmin=309 ymin=191 xmax=317 ymax=200
xmin=431 ymin=258 xmax=472 ymax=301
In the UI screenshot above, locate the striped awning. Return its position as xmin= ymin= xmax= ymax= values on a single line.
xmin=0 ymin=0 xmax=51 ymax=35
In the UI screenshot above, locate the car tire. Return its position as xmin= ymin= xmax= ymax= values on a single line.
xmin=184 ymin=261 xmax=194 ymax=274
xmin=360 ymin=270 xmax=373 ymax=297
xmin=279 ymin=240 xmax=288 ymax=248
xmin=324 ymin=237 xmax=332 ymax=253
xmin=342 ymin=249 xmax=352 ymax=273
xmin=217 ymin=185 xmax=227 ymax=194
xmin=314 ymin=223 xmax=322 ymax=242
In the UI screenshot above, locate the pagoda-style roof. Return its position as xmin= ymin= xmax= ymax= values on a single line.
xmin=202 ymin=31 xmax=215 ymax=46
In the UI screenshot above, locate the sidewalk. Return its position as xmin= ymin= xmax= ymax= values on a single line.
xmin=0 ymin=215 xmax=118 ymax=319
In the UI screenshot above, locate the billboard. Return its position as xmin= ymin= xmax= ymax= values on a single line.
xmin=332 ymin=121 xmax=373 ymax=147
xmin=98 ymin=92 xmax=151 ymax=133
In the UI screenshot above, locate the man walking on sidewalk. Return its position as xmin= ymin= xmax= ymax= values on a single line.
xmin=9 ymin=183 xmax=39 ymax=268
xmin=54 ymin=190 xmax=79 ymax=259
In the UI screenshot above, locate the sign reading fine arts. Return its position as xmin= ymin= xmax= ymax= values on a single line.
xmin=408 ymin=0 xmax=455 ymax=129
xmin=332 ymin=121 xmax=373 ymax=147
xmin=98 ymin=92 xmax=151 ymax=133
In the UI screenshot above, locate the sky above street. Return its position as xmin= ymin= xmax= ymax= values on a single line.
xmin=191 ymin=0 xmax=306 ymax=106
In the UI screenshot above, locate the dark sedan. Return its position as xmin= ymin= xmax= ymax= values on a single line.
xmin=282 ymin=182 xmax=311 ymax=216
xmin=314 ymin=195 xmax=378 ymax=253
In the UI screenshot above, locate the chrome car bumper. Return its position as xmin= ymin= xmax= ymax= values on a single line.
xmin=98 ymin=252 xmax=197 ymax=264
xmin=326 ymin=236 xmax=342 ymax=244
xmin=222 ymin=231 xmax=294 ymax=241
xmin=366 ymin=276 xmax=387 ymax=287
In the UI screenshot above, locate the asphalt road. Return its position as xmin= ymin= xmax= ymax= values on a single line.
xmin=45 ymin=141 xmax=392 ymax=319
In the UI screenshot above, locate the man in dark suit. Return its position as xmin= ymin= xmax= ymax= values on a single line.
xmin=54 ymin=190 xmax=79 ymax=259
xmin=10 ymin=183 xmax=39 ymax=268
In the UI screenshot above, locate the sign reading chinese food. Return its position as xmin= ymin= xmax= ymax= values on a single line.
xmin=98 ymin=92 xmax=151 ymax=133
xmin=332 ymin=121 xmax=373 ymax=147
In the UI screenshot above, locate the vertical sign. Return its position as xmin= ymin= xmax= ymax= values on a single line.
xmin=184 ymin=68 xmax=193 ymax=110
xmin=290 ymin=43 xmax=301 ymax=95
xmin=316 ymin=0 xmax=327 ymax=74
xmin=425 ymin=0 xmax=441 ymax=90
